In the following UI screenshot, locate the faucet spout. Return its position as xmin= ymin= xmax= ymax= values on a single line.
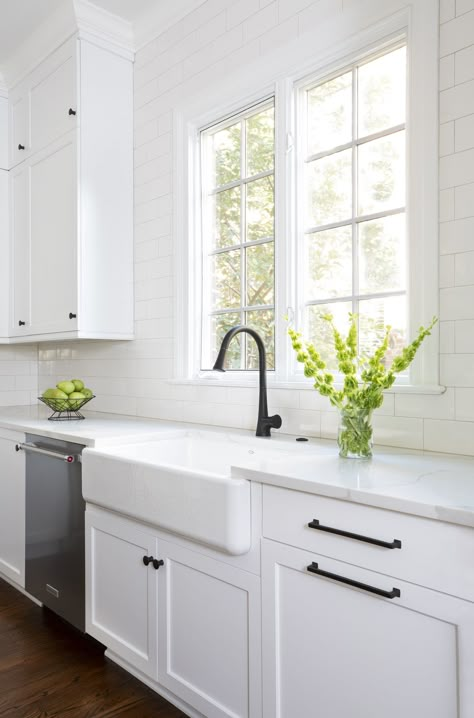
xmin=213 ymin=326 xmax=282 ymax=437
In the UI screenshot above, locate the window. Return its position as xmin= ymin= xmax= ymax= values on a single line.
xmin=200 ymin=101 xmax=275 ymax=370
xmin=299 ymin=45 xmax=407 ymax=373
xmin=178 ymin=2 xmax=439 ymax=389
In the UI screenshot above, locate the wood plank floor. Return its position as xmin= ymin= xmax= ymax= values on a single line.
xmin=0 ymin=578 xmax=188 ymax=718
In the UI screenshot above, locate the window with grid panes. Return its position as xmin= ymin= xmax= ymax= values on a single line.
xmin=300 ymin=44 xmax=407 ymax=373
xmin=200 ymin=100 xmax=275 ymax=371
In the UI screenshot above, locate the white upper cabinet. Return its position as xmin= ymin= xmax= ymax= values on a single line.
xmin=7 ymin=36 xmax=134 ymax=343
xmin=30 ymin=43 xmax=76 ymax=155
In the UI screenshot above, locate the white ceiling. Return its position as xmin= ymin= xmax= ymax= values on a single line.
xmin=90 ymin=0 xmax=158 ymax=22
xmin=0 ymin=0 xmax=64 ymax=67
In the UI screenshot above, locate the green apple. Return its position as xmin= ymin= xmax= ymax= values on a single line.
xmin=57 ymin=381 xmax=75 ymax=395
xmin=68 ymin=391 xmax=86 ymax=408
xmin=82 ymin=388 xmax=93 ymax=399
xmin=72 ymin=379 xmax=84 ymax=392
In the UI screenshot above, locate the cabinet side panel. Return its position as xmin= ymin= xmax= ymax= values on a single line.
xmin=0 ymin=96 xmax=8 ymax=169
xmin=0 ymin=169 xmax=9 ymax=337
xmin=79 ymin=41 xmax=134 ymax=336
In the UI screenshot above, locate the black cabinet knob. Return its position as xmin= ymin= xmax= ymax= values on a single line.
xmin=69 ymin=312 xmax=76 ymax=319
xmin=18 ymin=144 xmax=25 ymax=150
xmin=143 ymin=555 xmax=154 ymax=566
xmin=68 ymin=108 xmax=76 ymax=116
xmin=152 ymin=559 xmax=164 ymax=570
xmin=18 ymin=320 xmax=25 ymax=326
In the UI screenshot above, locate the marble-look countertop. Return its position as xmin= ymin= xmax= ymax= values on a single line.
xmin=1 ymin=405 xmax=474 ymax=528
xmin=0 ymin=405 xmax=174 ymax=447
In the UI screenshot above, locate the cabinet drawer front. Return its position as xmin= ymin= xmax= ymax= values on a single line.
xmin=262 ymin=484 xmax=474 ymax=601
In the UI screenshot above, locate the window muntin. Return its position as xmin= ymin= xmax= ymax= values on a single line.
xmin=300 ymin=45 xmax=407 ymax=373
xmin=201 ymin=101 xmax=275 ymax=371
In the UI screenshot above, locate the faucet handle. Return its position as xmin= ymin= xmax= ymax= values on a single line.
xmin=257 ymin=413 xmax=282 ymax=437
xmin=268 ymin=414 xmax=282 ymax=429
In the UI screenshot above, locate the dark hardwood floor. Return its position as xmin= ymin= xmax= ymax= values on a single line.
xmin=0 ymin=578 xmax=188 ymax=718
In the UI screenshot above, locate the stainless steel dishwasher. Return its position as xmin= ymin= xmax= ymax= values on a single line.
xmin=17 ymin=433 xmax=86 ymax=632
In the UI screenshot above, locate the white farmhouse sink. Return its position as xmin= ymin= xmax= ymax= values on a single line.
xmin=82 ymin=429 xmax=298 ymax=555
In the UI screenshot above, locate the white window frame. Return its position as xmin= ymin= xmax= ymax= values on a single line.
xmin=174 ymin=0 xmax=440 ymax=393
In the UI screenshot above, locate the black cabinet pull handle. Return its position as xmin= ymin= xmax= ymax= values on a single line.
xmin=69 ymin=312 xmax=76 ymax=319
xmin=68 ymin=108 xmax=76 ymax=116
xmin=18 ymin=320 xmax=25 ymax=326
xmin=143 ymin=555 xmax=154 ymax=566
xmin=18 ymin=144 xmax=25 ymax=150
xmin=152 ymin=559 xmax=164 ymax=570
xmin=308 ymin=519 xmax=401 ymax=549
xmin=307 ymin=562 xmax=401 ymax=599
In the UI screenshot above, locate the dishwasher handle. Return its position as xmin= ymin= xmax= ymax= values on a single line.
xmin=15 ymin=442 xmax=78 ymax=463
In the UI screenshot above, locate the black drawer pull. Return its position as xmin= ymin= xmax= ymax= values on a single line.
xmin=68 ymin=108 xmax=77 ymax=116
xmin=18 ymin=320 xmax=25 ymax=326
xmin=18 ymin=143 xmax=25 ymax=150
xmin=307 ymin=562 xmax=401 ymax=599
xmin=308 ymin=519 xmax=401 ymax=549
xmin=153 ymin=559 xmax=164 ymax=570
xmin=142 ymin=555 xmax=154 ymax=566
xmin=69 ymin=312 xmax=76 ymax=319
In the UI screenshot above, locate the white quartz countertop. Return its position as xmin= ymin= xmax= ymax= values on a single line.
xmin=0 ymin=405 xmax=175 ymax=447
xmin=1 ymin=405 xmax=474 ymax=528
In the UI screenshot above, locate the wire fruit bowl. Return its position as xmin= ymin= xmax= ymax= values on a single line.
xmin=38 ymin=395 xmax=96 ymax=421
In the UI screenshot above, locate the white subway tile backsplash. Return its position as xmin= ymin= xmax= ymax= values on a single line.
xmin=455 ymin=319 xmax=474 ymax=352
xmin=455 ymin=387 xmax=474 ymax=419
xmin=440 ymin=321 xmax=456 ymax=353
xmin=440 ymin=217 xmax=474 ymax=254
xmin=440 ymin=0 xmax=456 ymax=23
xmin=395 ymin=389 xmax=456 ymax=420
xmin=439 ymin=121 xmax=455 ymax=157
xmin=441 ymin=353 xmax=474 ymax=386
xmin=440 ymin=10 xmax=474 ymax=55
xmin=440 ymin=54 xmax=455 ymax=90
xmin=424 ymin=418 xmax=474 ymax=455
xmin=457 ymin=0 xmax=474 ymax=16
xmin=440 ymin=285 xmax=474 ymax=319
xmin=455 ymin=43 xmax=474 ymax=83
xmin=440 ymin=253 xmax=455 ymax=287
xmin=455 ymin=112 xmax=474 ymax=151
xmin=454 ymin=181 xmax=474 ymax=217
xmin=455 ymin=250 xmax=474 ymax=284
xmin=440 ymin=188 xmax=455 ymax=221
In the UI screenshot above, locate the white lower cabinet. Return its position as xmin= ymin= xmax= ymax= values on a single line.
xmin=86 ymin=509 xmax=157 ymax=678
xmin=261 ymin=538 xmax=474 ymax=718
xmin=0 ymin=430 xmax=25 ymax=587
xmin=86 ymin=508 xmax=261 ymax=718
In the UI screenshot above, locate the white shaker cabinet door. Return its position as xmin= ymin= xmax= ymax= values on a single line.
xmin=262 ymin=539 xmax=474 ymax=718
xmin=29 ymin=40 xmax=76 ymax=155
xmin=157 ymin=540 xmax=262 ymax=718
xmin=0 ymin=432 xmax=25 ymax=587
xmin=10 ymin=163 xmax=30 ymax=335
xmin=29 ymin=132 xmax=78 ymax=335
xmin=86 ymin=510 xmax=158 ymax=680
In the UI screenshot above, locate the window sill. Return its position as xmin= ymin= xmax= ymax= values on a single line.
xmin=169 ymin=377 xmax=446 ymax=395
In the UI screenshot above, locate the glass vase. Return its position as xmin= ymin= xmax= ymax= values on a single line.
xmin=338 ymin=406 xmax=373 ymax=459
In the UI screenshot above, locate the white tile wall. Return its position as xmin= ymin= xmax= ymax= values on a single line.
xmin=34 ymin=0 xmax=474 ymax=456
xmin=0 ymin=345 xmax=38 ymax=406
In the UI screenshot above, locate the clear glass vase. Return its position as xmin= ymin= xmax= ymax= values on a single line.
xmin=338 ymin=406 xmax=373 ymax=459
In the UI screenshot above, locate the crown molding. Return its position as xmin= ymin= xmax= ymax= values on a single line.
xmin=74 ymin=0 xmax=134 ymax=60
xmin=134 ymin=0 xmax=207 ymax=51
